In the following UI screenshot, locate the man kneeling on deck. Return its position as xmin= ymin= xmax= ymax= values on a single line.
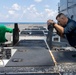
xmin=47 ymin=13 xmax=76 ymax=48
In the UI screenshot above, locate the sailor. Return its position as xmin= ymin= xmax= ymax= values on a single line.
xmin=47 ymin=13 xmax=76 ymax=48
xmin=0 ymin=25 xmax=13 ymax=43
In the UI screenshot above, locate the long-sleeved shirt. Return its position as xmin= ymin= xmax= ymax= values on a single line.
xmin=0 ymin=25 xmax=13 ymax=43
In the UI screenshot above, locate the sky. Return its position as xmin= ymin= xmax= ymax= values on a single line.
xmin=0 ymin=0 xmax=60 ymax=22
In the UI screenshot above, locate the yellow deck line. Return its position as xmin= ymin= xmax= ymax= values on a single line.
xmin=49 ymin=50 xmax=57 ymax=66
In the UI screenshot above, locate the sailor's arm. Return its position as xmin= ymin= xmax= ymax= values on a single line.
xmin=54 ymin=24 xmax=64 ymax=37
xmin=6 ymin=27 xmax=13 ymax=33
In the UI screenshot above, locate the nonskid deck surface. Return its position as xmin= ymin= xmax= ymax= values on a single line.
xmin=0 ymin=42 xmax=75 ymax=74
xmin=0 ymin=39 xmax=57 ymax=74
xmin=5 ymin=47 xmax=54 ymax=67
xmin=0 ymin=39 xmax=54 ymax=67
xmin=0 ymin=25 xmax=76 ymax=74
xmin=15 ymin=40 xmax=48 ymax=48
xmin=52 ymin=51 xmax=76 ymax=63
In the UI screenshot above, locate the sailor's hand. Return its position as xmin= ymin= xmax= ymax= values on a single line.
xmin=47 ymin=19 xmax=55 ymax=26
xmin=47 ymin=19 xmax=55 ymax=30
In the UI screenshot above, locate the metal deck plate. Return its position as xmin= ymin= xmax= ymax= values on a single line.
xmin=20 ymin=30 xmax=44 ymax=36
xmin=52 ymin=51 xmax=76 ymax=63
xmin=52 ymin=42 xmax=70 ymax=47
xmin=6 ymin=48 xmax=54 ymax=67
xmin=15 ymin=40 xmax=48 ymax=49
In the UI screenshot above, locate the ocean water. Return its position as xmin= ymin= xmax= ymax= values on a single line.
xmin=0 ymin=22 xmax=46 ymax=25
xmin=0 ymin=22 xmax=47 ymax=29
